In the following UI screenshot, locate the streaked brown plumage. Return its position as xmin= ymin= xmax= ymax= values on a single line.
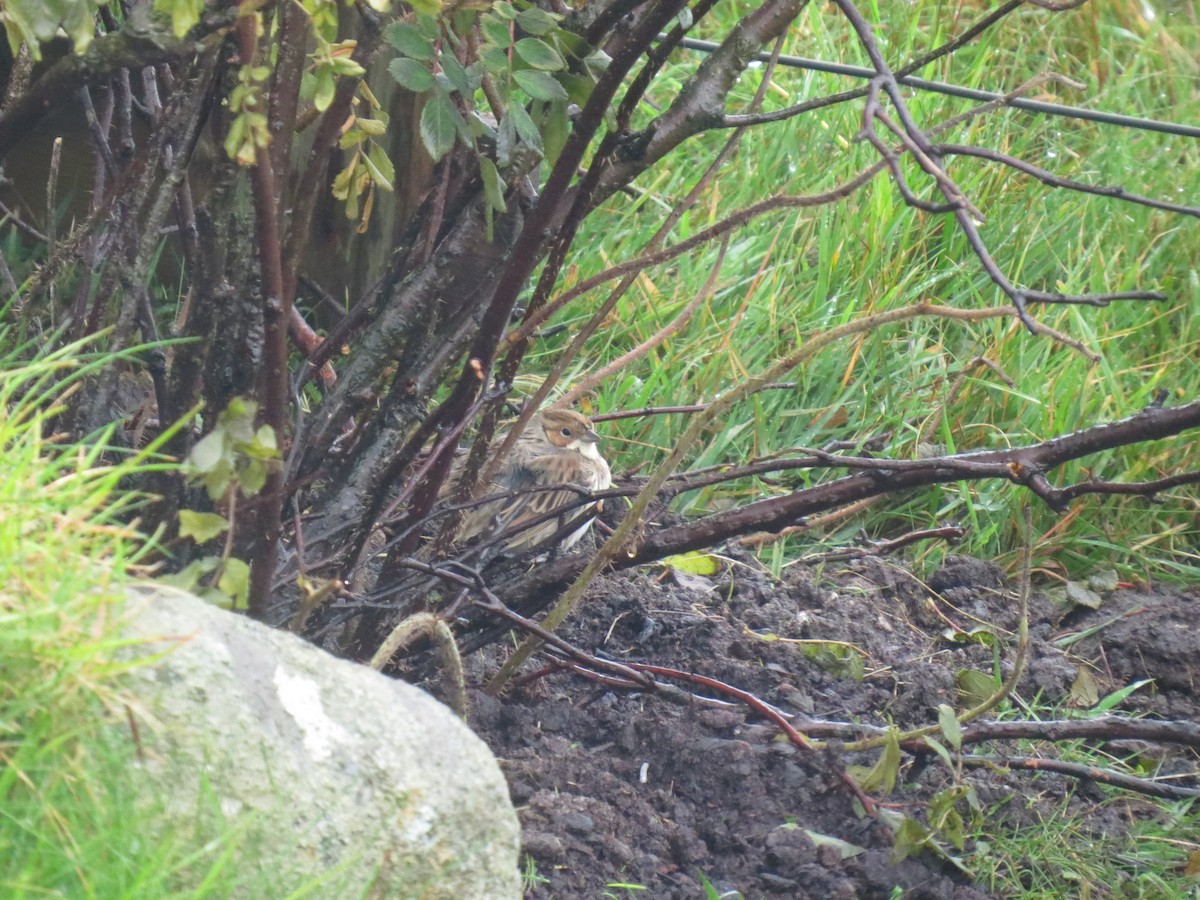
xmin=455 ymin=410 xmax=612 ymax=552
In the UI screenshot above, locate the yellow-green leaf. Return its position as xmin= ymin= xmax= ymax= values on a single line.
xmin=178 ymin=510 xmax=230 ymax=544
xmin=661 ymin=551 xmax=720 ymax=576
xmin=364 ymin=144 xmax=396 ymax=192
xmin=188 ymin=430 xmax=228 ymax=474
xmin=937 ymin=703 xmax=962 ymax=751
xmin=218 ymin=558 xmax=251 ymax=610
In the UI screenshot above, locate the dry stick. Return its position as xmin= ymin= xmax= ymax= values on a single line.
xmin=844 ymin=504 xmax=1033 ymax=754
xmin=1048 ymin=470 xmax=1200 ymax=505
xmin=0 ymin=246 xmax=17 ymax=299
xmin=46 ymin=137 xmax=62 ymax=318
xmin=954 ymin=716 xmax=1200 ymax=750
xmin=0 ymin=44 xmax=32 ymax=116
xmin=956 ymin=755 xmax=1200 ymax=801
xmin=238 ymin=15 xmax=294 ymax=620
xmin=802 ymin=524 xmax=966 ymax=562
xmin=560 ymin=235 xmax=731 ymax=406
xmin=487 ymin=301 xmax=988 ymax=692
xmin=739 ymin=496 xmax=881 ymax=548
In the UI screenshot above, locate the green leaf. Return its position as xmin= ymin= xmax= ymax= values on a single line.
xmin=542 ymin=100 xmax=569 ymax=168
xmin=661 ymin=551 xmax=720 ymax=576
xmin=420 ymin=90 xmax=462 ymax=162
xmin=1094 ymin=678 xmax=1153 ymax=713
xmin=158 ymin=557 xmax=221 ymax=593
xmin=515 ymin=7 xmax=560 ymax=35
xmin=414 ymin=12 xmax=441 ymax=38
xmin=514 ymin=38 xmax=565 ymax=71
xmin=481 ymin=15 xmax=512 ymax=49
xmin=802 ymin=830 xmax=865 ymax=860
xmin=1068 ymin=667 xmax=1100 ymax=708
xmin=178 ymin=510 xmax=230 ymax=544
xmin=314 ymin=67 xmax=336 ymax=112
xmin=356 ymin=116 xmax=387 ymax=136
xmin=218 ymin=558 xmax=251 ymax=610
xmin=493 ymin=1 xmax=517 ymax=20
xmin=508 ymin=102 xmax=542 ymax=152
xmin=440 ymin=54 xmax=474 ymax=96
xmin=584 ymin=49 xmax=612 ymax=73
xmin=200 ymin=459 xmax=235 ymax=502
xmin=367 ymin=145 xmax=396 ymax=192
xmin=891 ymin=815 xmax=931 ymax=864
xmin=239 ymin=459 xmax=268 ymax=496
xmin=496 ymin=112 xmax=517 ymax=166
xmin=362 ymin=146 xmax=394 ymax=192
xmin=922 ymin=736 xmax=955 ymax=769
xmin=556 ymin=73 xmax=595 ymax=108
xmin=220 ymin=397 xmax=258 ymax=443
xmin=937 ymin=704 xmax=962 ymax=751
xmin=513 ymin=69 xmax=567 ymax=102
xmin=188 ymin=431 xmax=228 ymax=474
xmin=480 ymin=45 xmax=510 ymax=79
xmin=245 ymin=424 xmax=281 ymax=459
xmin=852 ymin=727 xmax=901 ymax=794
xmin=384 ymin=22 xmax=436 ymax=61
xmin=955 ymin=669 xmax=998 ymax=708
xmin=480 ymin=157 xmax=506 ymax=212
xmin=408 ymin=0 xmax=443 ymax=16
xmin=157 ymin=0 xmax=206 ymax=39
xmin=339 ymin=130 xmax=370 ymax=150
xmin=388 ymin=57 xmax=435 ymax=92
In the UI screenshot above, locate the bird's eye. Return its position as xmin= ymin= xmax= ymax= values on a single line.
xmin=560 ymin=427 xmax=573 ymax=436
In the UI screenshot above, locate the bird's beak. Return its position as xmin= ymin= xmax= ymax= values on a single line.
xmin=583 ymin=428 xmax=600 ymax=443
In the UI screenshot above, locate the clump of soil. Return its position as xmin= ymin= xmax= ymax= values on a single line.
xmin=462 ymin=552 xmax=1199 ymax=897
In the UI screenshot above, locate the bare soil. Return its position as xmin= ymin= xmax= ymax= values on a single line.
xmin=464 ymin=551 xmax=1200 ymax=898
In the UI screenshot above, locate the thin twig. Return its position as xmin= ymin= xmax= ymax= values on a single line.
xmin=956 ymin=755 xmax=1200 ymax=801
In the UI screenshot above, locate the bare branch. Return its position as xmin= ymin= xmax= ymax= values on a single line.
xmin=833 ymin=0 xmax=1168 ymax=328
xmin=957 ymin=755 xmax=1200 ymax=801
xmin=934 ymin=143 xmax=1200 ymax=219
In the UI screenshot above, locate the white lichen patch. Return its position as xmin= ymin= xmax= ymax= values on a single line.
xmin=273 ymin=665 xmax=352 ymax=761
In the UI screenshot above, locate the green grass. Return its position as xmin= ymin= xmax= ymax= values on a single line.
xmin=970 ymin=791 xmax=1199 ymax=898
xmin=530 ymin=0 xmax=1200 ymax=583
xmin=0 ymin=338 xmax=282 ymax=898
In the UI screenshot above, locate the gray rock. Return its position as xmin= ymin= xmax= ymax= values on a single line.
xmin=119 ymin=584 xmax=520 ymax=898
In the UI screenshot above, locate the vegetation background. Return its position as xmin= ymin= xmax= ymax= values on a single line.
xmin=0 ymin=0 xmax=1196 ymax=895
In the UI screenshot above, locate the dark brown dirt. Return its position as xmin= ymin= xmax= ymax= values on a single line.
xmin=462 ymin=551 xmax=1200 ymax=898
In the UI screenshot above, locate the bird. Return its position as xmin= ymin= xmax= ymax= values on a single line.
xmin=454 ymin=409 xmax=612 ymax=553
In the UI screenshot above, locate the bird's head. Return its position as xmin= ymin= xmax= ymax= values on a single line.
xmin=539 ymin=410 xmax=602 ymax=459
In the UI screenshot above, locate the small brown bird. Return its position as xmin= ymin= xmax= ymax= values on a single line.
xmin=456 ymin=409 xmax=612 ymax=552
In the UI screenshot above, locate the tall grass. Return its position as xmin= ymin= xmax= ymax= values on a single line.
xmin=540 ymin=0 xmax=1199 ymax=581
xmin=0 ymin=337 xmax=269 ymax=898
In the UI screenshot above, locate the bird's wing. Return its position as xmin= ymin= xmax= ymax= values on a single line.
xmin=458 ymin=455 xmax=597 ymax=548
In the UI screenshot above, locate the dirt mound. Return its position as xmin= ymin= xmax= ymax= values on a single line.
xmin=461 ymin=553 xmax=1199 ymax=897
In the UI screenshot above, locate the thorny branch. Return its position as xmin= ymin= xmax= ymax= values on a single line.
xmin=833 ymin=0 xmax=1167 ymax=329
